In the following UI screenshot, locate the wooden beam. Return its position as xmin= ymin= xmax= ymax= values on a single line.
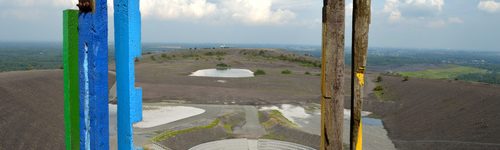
xmin=78 ymin=0 xmax=109 ymax=149
xmin=350 ymin=0 xmax=371 ymax=150
xmin=63 ymin=9 xmax=80 ymax=150
xmin=321 ymin=0 xmax=345 ymax=149
xmin=114 ymin=0 xmax=143 ymax=149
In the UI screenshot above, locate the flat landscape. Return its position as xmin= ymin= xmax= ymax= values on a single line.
xmin=1 ymin=48 xmax=500 ymax=150
xmin=131 ymin=48 xmax=323 ymax=105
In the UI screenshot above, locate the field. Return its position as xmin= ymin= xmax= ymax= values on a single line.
xmin=398 ymin=65 xmax=487 ymax=79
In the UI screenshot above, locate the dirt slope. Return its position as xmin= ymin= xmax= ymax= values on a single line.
xmin=0 ymin=70 xmax=65 ymax=149
xmin=0 ymin=70 xmax=115 ymax=150
xmin=370 ymin=76 xmax=500 ymax=150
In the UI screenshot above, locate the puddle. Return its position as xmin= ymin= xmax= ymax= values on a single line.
xmin=133 ymin=106 xmax=205 ymax=128
xmin=190 ymin=69 xmax=254 ymax=78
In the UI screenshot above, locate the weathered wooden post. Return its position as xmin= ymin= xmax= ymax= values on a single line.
xmin=77 ymin=0 xmax=109 ymax=149
xmin=114 ymin=0 xmax=143 ymax=149
xmin=350 ymin=0 xmax=371 ymax=150
xmin=63 ymin=9 xmax=80 ymax=150
xmin=321 ymin=0 xmax=345 ymax=149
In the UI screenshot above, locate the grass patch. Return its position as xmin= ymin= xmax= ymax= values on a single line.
xmin=261 ymin=110 xmax=298 ymax=129
xmin=242 ymin=50 xmax=321 ymax=68
xmin=261 ymin=133 xmax=286 ymax=141
xmin=254 ymin=69 xmax=266 ymax=76
xmin=399 ymin=65 xmax=487 ymax=80
xmin=223 ymin=124 xmax=232 ymax=133
xmin=219 ymin=112 xmax=245 ymax=134
xmin=152 ymin=119 xmax=220 ymax=142
xmin=281 ymin=69 xmax=292 ymax=74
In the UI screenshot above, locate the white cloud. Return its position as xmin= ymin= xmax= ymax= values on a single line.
xmin=447 ymin=17 xmax=463 ymax=24
xmin=478 ymin=0 xmax=500 ymax=13
xmin=427 ymin=17 xmax=463 ymax=28
xmin=427 ymin=19 xmax=446 ymax=28
xmin=1 ymin=0 xmax=297 ymax=25
xmin=383 ymin=0 xmax=402 ymax=22
xmin=112 ymin=0 xmax=296 ymax=25
xmin=383 ymin=0 xmax=445 ymax=23
xmin=404 ymin=0 xmax=444 ymax=11
xmin=140 ymin=0 xmax=217 ymax=20
xmin=219 ymin=0 xmax=295 ymax=25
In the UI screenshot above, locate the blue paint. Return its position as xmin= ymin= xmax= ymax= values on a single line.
xmin=78 ymin=0 xmax=109 ymax=149
xmin=114 ymin=0 xmax=143 ymax=149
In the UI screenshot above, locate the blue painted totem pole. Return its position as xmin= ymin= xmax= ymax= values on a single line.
xmin=63 ymin=0 xmax=143 ymax=149
xmin=114 ymin=0 xmax=143 ymax=149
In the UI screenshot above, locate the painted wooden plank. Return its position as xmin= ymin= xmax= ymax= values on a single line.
xmin=63 ymin=9 xmax=80 ymax=150
xmin=78 ymin=0 xmax=109 ymax=149
xmin=350 ymin=0 xmax=371 ymax=150
xmin=114 ymin=0 xmax=143 ymax=149
xmin=320 ymin=0 xmax=346 ymax=150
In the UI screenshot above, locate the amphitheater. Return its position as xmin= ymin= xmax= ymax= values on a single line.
xmin=188 ymin=139 xmax=315 ymax=150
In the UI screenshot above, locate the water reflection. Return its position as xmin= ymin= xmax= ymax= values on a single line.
xmin=190 ymin=69 xmax=254 ymax=78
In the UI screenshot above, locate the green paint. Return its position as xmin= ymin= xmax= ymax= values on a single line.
xmin=63 ymin=9 xmax=79 ymax=150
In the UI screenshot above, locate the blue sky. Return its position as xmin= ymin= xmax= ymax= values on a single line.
xmin=0 ymin=0 xmax=499 ymax=51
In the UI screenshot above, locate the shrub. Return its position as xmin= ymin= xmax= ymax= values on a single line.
xmin=150 ymin=55 xmax=156 ymax=61
xmin=216 ymin=56 xmax=224 ymax=61
xmin=161 ymin=54 xmax=167 ymax=58
xmin=215 ymin=51 xmax=227 ymax=56
xmin=281 ymin=69 xmax=292 ymax=74
xmin=205 ymin=52 xmax=214 ymax=56
xmin=305 ymin=71 xmax=311 ymax=75
xmin=216 ymin=63 xmax=230 ymax=70
xmin=373 ymin=85 xmax=384 ymax=91
xmin=403 ymin=76 xmax=409 ymax=81
xmin=254 ymin=69 xmax=266 ymax=76
xmin=376 ymin=76 xmax=383 ymax=82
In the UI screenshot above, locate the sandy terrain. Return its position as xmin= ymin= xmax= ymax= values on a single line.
xmin=3 ymin=48 xmax=500 ymax=150
xmin=134 ymin=49 xmax=322 ymax=105
xmin=0 ymin=70 xmax=114 ymax=150
xmin=366 ymin=75 xmax=500 ymax=150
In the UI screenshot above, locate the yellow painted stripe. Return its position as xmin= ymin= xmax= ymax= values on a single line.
xmin=355 ymin=120 xmax=363 ymax=150
xmin=356 ymin=73 xmax=365 ymax=87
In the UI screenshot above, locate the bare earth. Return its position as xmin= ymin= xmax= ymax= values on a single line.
xmin=365 ymin=75 xmax=500 ymax=150
xmin=2 ymin=48 xmax=500 ymax=150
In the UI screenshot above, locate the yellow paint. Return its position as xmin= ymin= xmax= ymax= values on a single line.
xmin=356 ymin=121 xmax=363 ymax=150
xmin=356 ymin=73 xmax=365 ymax=87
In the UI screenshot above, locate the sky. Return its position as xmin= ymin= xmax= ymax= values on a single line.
xmin=0 ymin=0 xmax=499 ymax=51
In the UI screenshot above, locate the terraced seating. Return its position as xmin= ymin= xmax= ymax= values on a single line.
xmin=188 ymin=138 xmax=315 ymax=150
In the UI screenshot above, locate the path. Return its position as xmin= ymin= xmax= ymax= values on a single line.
xmin=233 ymin=106 xmax=266 ymax=138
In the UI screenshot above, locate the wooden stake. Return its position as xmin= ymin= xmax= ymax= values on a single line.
xmin=321 ymin=0 xmax=345 ymax=149
xmin=350 ymin=0 xmax=371 ymax=150
xmin=63 ymin=9 xmax=80 ymax=150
